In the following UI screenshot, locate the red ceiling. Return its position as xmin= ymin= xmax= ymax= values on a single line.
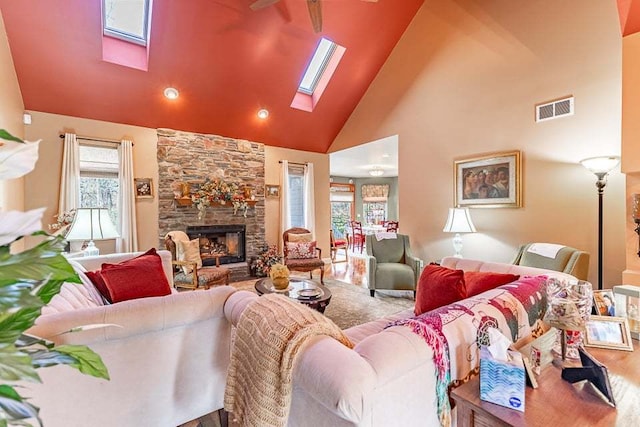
xmin=0 ymin=0 xmax=423 ymax=153
xmin=618 ymin=0 xmax=640 ymax=36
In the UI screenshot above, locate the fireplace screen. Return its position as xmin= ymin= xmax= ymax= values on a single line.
xmin=186 ymin=224 xmax=245 ymax=265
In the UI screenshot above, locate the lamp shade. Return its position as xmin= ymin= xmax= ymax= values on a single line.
xmin=66 ymin=208 xmax=120 ymax=241
xmin=369 ymin=168 xmax=384 ymax=177
xmin=579 ymin=156 xmax=620 ymax=175
xmin=443 ymin=208 xmax=477 ymax=233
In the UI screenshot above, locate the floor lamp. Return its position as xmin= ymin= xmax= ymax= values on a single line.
xmin=580 ymin=156 xmax=620 ymax=290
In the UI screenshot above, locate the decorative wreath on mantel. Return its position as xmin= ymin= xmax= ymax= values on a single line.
xmin=191 ymin=179 xmax=250 ymax=218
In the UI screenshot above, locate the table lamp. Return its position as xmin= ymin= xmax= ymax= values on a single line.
xmin=442 ymin=207 xmax=476 ymax=258
xmin=65 ymin=208 xmax=120 ymax=256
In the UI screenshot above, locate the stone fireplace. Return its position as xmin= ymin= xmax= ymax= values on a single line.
xmin=157 ymin=129 xmax=265 ymax=281
xmin=186 ymin=224 xmax=245 ymax=265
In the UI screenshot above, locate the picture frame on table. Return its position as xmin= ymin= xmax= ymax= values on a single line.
xmin=454 ymin=150 xmax=522 ymax=208
xmin=584 ymin=316 xmax=634 ymax=351
xmin=265 ymin=184 xmax=280 ymax=198
xmin=134 ymin=178 xmax=153 ymax=199
xmin=593 ymin=290 xmax=616 ymax=316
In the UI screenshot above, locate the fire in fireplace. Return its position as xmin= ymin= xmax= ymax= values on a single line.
xmin=186 ymin=224 xmax=245 ymax=265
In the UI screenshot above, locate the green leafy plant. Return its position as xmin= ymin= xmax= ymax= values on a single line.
xmin=0 ymin=130 xmax=109 ymax=426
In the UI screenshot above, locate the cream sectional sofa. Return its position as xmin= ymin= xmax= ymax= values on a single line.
xmin=25 ymin=251 xmax=239 ymax=427
xmin=224 ymin=256 xmax=578 ymax=427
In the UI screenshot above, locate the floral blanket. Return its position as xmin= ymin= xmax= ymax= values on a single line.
xmin=387 ymin=275 xmax=547 ymax=427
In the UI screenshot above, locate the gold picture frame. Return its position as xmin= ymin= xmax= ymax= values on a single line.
xmin=265 ymin=184 xmax=280 ymax=198
xmin=454 ymin=150 xmax=522 ymax=208
xmin=134 ymin=178 xmax=153 ymax=199
xmin=584 ymin=316 xmax=634 ymax=351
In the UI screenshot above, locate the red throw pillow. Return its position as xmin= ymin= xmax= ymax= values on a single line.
xmin=414 ymin=264 xmax=466 ymax=315
xmin=85 ymin=270 xmax=112 ymax=304
xmin=464 ymin=271 xmax=520 ymax=297
xmin=98 ymin=248 xmax=172 ymax=303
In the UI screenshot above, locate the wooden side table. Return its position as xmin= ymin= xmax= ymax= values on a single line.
xmin=450 ymin=343 xmax=640 ymax=426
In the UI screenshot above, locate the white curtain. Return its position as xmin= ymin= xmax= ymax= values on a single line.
xmin=303 ymin=162 xmax=315 ymax=239
xmin=58 ymin=133 xmax=79 ymax=214
xmin=117 ymin=139 xmax=138 ymax=253
xmin=279 ymin=160 xmax=291 ymax=251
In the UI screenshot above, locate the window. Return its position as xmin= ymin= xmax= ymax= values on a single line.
xmin=102 ymin=0 xmax=151 ymax=46
xmin=79 ymin=144 xmax=120 ymax=228
xmin=288 ymin=165 xmax=305 ymax=228
xmin=298 ymin=38 xmax=336 ymax=95
xmin=330 ymin=183 xmax=354 ymax=239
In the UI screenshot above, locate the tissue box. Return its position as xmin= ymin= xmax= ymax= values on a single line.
xmin=479 ymin=346 xmax=525 ymax=412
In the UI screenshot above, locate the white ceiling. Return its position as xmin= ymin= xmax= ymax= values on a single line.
xmin=329 ymin=135 xmax=398 ymax=178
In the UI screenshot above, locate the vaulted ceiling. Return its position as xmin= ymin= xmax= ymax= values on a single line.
xmin=0 ymin=0 xmax=423 ymax=153
xmin=2 ymin=1 xmax=639 ymax=154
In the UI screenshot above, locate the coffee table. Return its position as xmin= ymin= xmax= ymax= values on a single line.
xmin=254 ymin=277 xmax=332 ymax=313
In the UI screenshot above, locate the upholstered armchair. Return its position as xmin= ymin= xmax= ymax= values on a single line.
xmin=283 ymin=227 xmax=325 ymax=283
xmin=365 ymin=234 xmax=422 ymax=298
xmin=511 ymin=242 xmax=590 ymax=280
xmin=164 ymin=231 xmax=231 ymax=290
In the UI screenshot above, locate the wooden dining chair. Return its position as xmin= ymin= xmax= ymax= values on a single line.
xmin=330 ymin=229 xmax=348 ymax=262
xmin=349 ymin=220 xmax=365 ymax=253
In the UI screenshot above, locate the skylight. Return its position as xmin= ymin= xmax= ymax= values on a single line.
xmin=298 ymin=38 xmax=337 ymax=95
xmin=102 ymin=0 xmax=151 ymax=46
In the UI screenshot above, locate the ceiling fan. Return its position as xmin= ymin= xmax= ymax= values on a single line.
xmin=250 ymin=0 xmax=378 ymax=33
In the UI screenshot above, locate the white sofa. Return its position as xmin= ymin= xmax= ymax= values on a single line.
xmin=224 ymin=256 xmax=578 ymax=427
xmin=25 ymin=251 xmax=244 ymax=427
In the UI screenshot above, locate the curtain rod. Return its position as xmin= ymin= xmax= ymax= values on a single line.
xmin=279 ymin=160 xmax=308 ymax=166
xmin=58 ymin=134 xmax=133 ymax=145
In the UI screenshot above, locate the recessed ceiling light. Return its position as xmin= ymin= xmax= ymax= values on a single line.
xmin=164 ymin=87 xmax=179 ymax=100
xmin=257 ymin=109 xmax=269 ymax=119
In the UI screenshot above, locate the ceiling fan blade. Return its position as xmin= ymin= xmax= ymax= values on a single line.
xmin=250 ymin=0 xmax=281 ymax=11
xmin=307 ymin=0 xmax=322 ymax=33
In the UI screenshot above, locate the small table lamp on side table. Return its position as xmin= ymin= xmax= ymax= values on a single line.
xmin=442 ymin=207 xmax=476 ymax=258
xmin=65 ymin=208 xmax=120 ymax=257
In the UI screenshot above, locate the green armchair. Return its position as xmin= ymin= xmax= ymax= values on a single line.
xmin=365 ymin=234 xmax=423 ymax=298
xmin=512 ymin=243 xmax=590 ymax=280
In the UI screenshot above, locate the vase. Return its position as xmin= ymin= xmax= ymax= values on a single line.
xmin=544 ymin=278 xmax=593 ymax=360
xmin=272 ymin=277 xmax=290 ymax=290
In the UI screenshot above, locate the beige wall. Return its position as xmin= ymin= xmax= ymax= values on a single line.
xmin=23 ymin=111 xmax=330 ymax=256
xmin=622 ymin=32 xmax=640 ymax=284
xmin=0 ymin=10 xmax=26 ymax=213
xmin=264 ymin=146 xmax=331 ymax=255
xmin=24 ymin=112 xmax=158 ymax=252
xmin=331 ymin=0 xmax=624 ymax=288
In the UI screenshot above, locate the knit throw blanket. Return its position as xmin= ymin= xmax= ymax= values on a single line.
xmin=224 ymin=293 xmax=354 ymax=427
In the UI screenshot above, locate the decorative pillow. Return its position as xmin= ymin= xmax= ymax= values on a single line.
xmin=288 ymin=233 xmax=313 ymax=243
xmin=67 ymin=259 xmax=108 ymax=305
xmin=176 ymin=238 xmax=202 ymax=274
xmin=286 ymin=241 xmax=317 ymax=259
xmin=464 ymin=271 xmax=520 ymax=298
xmin=93 ymin=248 xmax=172 ymax=303
xmin=86 ymin=270 xmax=112 ymax=304
xmin=414 ymin=264 xmax=466 ymax=315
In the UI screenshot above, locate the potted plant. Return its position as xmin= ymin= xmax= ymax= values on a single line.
xmin=0 ymin=129 xmax=109 ymax=426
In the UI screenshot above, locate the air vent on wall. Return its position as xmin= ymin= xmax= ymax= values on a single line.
xmin=535 ymin=96 xmax=574 ymax=122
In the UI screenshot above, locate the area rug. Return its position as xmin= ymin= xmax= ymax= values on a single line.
xmin=229 ymin=277 xmax=414 ymax=330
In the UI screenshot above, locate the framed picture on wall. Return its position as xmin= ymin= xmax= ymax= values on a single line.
xmin=265 ymin=184 xmax=280 ymax=198
xmin=134 ymin=178 xmax=153 ymax=199
xmin=454 ymin=150 xmax=522 ymax=208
